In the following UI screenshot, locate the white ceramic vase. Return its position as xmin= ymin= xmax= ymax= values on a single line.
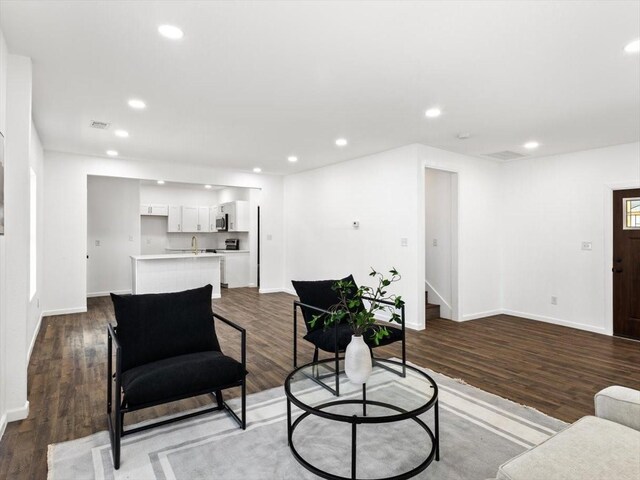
xmin=344 ymin=334 xmax=372 ymax=384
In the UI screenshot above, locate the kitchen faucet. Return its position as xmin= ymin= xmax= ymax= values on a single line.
xmin=191 ymin=235 xmax=198 ymax=254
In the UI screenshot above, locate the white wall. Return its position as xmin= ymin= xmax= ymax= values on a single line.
xmin=0 ymin=26 xmax=8 ymax=439
xmin=501 ymin=142 xmax=640 ymax=334
xmin=284 ymin=145 xmax=426 ymax=329
xmin=425 ymin=168 xmax=454 ymax=319
xmin=87 ymin=176 xmax=140 ymax=296
xmin=43 ymin=152 xmax=285 ymax=315
xmin=27 ymin=123 xmax=44 ymax=357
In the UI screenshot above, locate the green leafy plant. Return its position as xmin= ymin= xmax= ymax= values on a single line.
xmin=310 ymin=268 xmax=405 ymax=345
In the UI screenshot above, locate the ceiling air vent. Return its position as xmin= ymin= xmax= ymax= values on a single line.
xmin=483 ymin=150 xmax=526 ymax=161
xmin=90 ymin=120 xmax=110 ymax=129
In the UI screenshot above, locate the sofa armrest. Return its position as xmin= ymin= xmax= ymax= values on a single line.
xmin=595 ymin=386 xmax=640 ymax=431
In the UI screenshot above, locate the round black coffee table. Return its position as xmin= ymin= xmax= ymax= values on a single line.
xmin=284 ymin=358 xmax=439 ymax=480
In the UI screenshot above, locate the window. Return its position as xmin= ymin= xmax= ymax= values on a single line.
xmin=30 ymin=168 xmax=36 ymax=300
xmin=623 ymin=197 xmax=640 ymax=230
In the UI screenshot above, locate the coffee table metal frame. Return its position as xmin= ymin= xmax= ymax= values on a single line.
xmin=284 ymin=358 xmax=439 ymax=480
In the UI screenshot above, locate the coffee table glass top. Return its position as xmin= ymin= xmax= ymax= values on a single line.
xmin=285 ymin=358 xmax=437 ymax=422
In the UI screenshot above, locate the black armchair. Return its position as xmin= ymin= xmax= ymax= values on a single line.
xmin=107 ymin=284 xmax=246 ymax=469
xmin=291 ymin=275 xmax=406 ymax=396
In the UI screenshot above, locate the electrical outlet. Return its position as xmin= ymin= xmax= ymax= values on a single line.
xmin=551 ymin=296 xmax=558 ymax=305
xmin=400 ymin=237 xmax=408 ymax=247
xmin=129 ymin=235 xmax=134 ymax=242
xmin=352 ymin=221 xmax=360 ymax=229
xmin=581 ymin=241 xmax=592 ymax=251
xmin=267 ymin=234 xmax=273 ymax=241
xmin=146 ymin=239 xmax=151 ymax=245
xmin=95 ymin=240 xmax=100 ymax=247
xmin=432 ymin=238 xmax=438 ymax=247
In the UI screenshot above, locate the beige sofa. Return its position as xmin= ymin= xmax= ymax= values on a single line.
xmin=495 ymin=386 xmax=640 ymax=480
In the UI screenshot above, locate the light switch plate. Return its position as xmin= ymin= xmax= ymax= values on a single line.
xmin=432 ymin=238 xmax=438 ymax=247
xmin=581 ymin=241 xmax=592 ymax=251
xmin=400 ymin=237 xmax=408 ymax=247
xmin=95 ymin=240 xmax=100 ymax=247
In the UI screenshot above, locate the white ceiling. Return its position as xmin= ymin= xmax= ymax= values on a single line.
xmin=1 ymin=0 xmax=639 ymax=174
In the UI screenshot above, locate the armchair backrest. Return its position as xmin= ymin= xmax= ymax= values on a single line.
xmin=291 ymin=274 xmax=363 ymax=332
xmin=111 ymin=284 xmax=220 ymax=372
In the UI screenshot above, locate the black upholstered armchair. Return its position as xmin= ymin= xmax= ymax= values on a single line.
xmin=107 ymin=284 xmax=246 ymax=469
xmin=292 ymin=275 xmax=406 ymax=396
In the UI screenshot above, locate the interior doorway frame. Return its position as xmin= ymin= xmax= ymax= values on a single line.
xmin=418 ymin=164 xmax=460 ymax=324
xmin=604 ymin=181 xmax=640 ymax=337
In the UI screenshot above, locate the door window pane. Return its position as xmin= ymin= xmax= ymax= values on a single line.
xmin=623 ymin=197 xmax=640 ymax=229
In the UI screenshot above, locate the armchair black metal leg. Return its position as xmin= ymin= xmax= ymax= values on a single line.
xmin=241 ymin=379 xmax=247 ymax=430
xmin=215 ymin=390 xmax=223 ymax=409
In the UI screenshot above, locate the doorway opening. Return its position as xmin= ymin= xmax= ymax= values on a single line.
xmin=424 ymin=168 xmax=459 ymax=321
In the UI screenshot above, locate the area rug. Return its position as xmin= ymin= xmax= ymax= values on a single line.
xmin=48 ymin=360 xmax=567 ymax=479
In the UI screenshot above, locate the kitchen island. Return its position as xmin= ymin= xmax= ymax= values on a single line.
xmin=131 ymin=253 xmax=223 ymax=298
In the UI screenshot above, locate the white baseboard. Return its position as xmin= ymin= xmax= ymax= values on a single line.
xmin=27 ymin=313 xmax=44 ymax=363
xmin=502 ymin=309 xmax=608 ymax=335
xmin=87 ymin=289 xmax=131 ymax=298
xmin=461 ymin=309 xmax=503 ymax=321
xmin=6 ymin=401 xmax=29 ymax=422
xmin=42 ymin=306 xmax=87 ymax=317
xmin=212 ymin=293 xmax=221 ymax=299
xmin=0 ymin=413 xmax=6 ymax=442
xmin=258 ymin=287 xmax=296 ymax=295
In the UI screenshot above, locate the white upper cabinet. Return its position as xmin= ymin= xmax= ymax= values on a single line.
xmin=181 ymin=206 xmax=199 ymax=233
xmin=208 ymin=205 xmax=219 ymax=232
xmin=221 ymin=200 xmax=249 ymax=232
xmin=167 ymin=206 xmax=182 ymax=232
xmin=197 ymin=206 xmax=210 ymax=232
xmin=140 ymin=204 xmax=169 ymax=216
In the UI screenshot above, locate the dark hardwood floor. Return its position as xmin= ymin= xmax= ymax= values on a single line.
xmin=1 ymin=288 xmax=639 ymax=478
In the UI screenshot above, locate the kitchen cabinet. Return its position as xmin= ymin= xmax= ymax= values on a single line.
xmin=219 ymin=251 xmax=250 ymax=288
xmin=197 ymin=206 xmax=210 ymax=232
xmin=167 ymin=206 xmax=182 ymax=232
xmin=140 ymin=204 xmax=169 ymax=216
xmin=208 ymin=205 xmax=218 ymax=232
xmin=220 ymin=200 xmax=250 ymax=232
xmin=181 ymin=206 xmax=199 ymax=233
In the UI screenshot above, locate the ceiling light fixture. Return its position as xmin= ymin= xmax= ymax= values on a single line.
xmin=106 ymin=150 xmax=118 ymax=156
xmin=158 ymin=25 xmax=184 ymax=40
xmin=287 ymin=156 xmax=298 ymax=163
xmin=128 ymin=99 xmax=146 ymax=109
xmin=253 ymin=167 xmax=262 ymax=173
xmin=624 ymin=39 xmax=640 ymax=54
xmin=204 ymin=185 xmax=212 ymax=189
xmin=114 ymin=129 xmax=129 ymax=138
xmin=425 ymin=108 xmax=442 ymax=118
xmin=524 ymin=141 xmax=540 ymax=149
xmin=335 ymin=138 xmax=348 ymax=147
xmin=157 ymin=180 xmax=165 ymax=185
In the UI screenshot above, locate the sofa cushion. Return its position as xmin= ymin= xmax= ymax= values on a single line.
xmin=496 ymin=416 xmax=640 ymax=480
xmin=303 ymin=322 xmax=403 ymax=352
xmin=292 ymin=275 xmax=363 ymax=332
xmin=111 ymin=285 xmax=220 ymax=372
xmin=121 ymin=351 xmax=244 ymax=407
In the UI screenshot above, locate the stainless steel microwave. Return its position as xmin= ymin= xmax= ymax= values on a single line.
xmin=215 ymin=213 xmax=228 ymax=231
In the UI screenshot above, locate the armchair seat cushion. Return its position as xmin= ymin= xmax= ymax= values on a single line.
xmin=303 ymin=323 xmax=403 ymax=353
xmin=121 ymin=351 xmax=244 ymax=407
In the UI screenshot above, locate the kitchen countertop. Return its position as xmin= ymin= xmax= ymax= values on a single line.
xmin=215 ymin=250 xmax=250 ymax=253
xmin=131 ymin=253 xmax=223 ymax=260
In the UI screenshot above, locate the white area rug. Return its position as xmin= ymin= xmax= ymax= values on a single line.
xmin=48 ymin=361 xmax=566 ymax=479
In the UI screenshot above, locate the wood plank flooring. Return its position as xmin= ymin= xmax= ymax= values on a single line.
xmin=1 ymin=288 xmax=639 ymax=478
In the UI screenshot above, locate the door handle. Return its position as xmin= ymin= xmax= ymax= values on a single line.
xmin=612 ymin=267 xmax=623 ymax=273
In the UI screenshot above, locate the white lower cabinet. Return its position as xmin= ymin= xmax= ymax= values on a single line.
xmin=220 ymin=252 xmax=250 ymax=288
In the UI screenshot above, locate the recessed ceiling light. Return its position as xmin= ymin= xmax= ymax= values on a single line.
xmin=287 ymin=156 xmax=298 ymax=163
xmin=624 ymin=39 xmax=640 ymax=54
xmin=335 ymin=138 xmax=348 ymax=147
xmin=253 ymin=167 xmax=262 ymax=173
xmin=524 ymin=141 xmax=540 ymax=149
xmin=158 ymin=25 xmax=184 ymax=40
xmin=204 ymin=185 xmax=212 ymax=189
xmin=106 ymin=150 xmax=118 ymax=156
xmin=157 ymin=180 xmax=165 ymax=185
xmin=128 ymin=99 xmax=146 ymax=109
xmin=425 ymin=108 xmax=442 ymax=118
xmin=114 ymin=129 xmax=129 ymax=138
